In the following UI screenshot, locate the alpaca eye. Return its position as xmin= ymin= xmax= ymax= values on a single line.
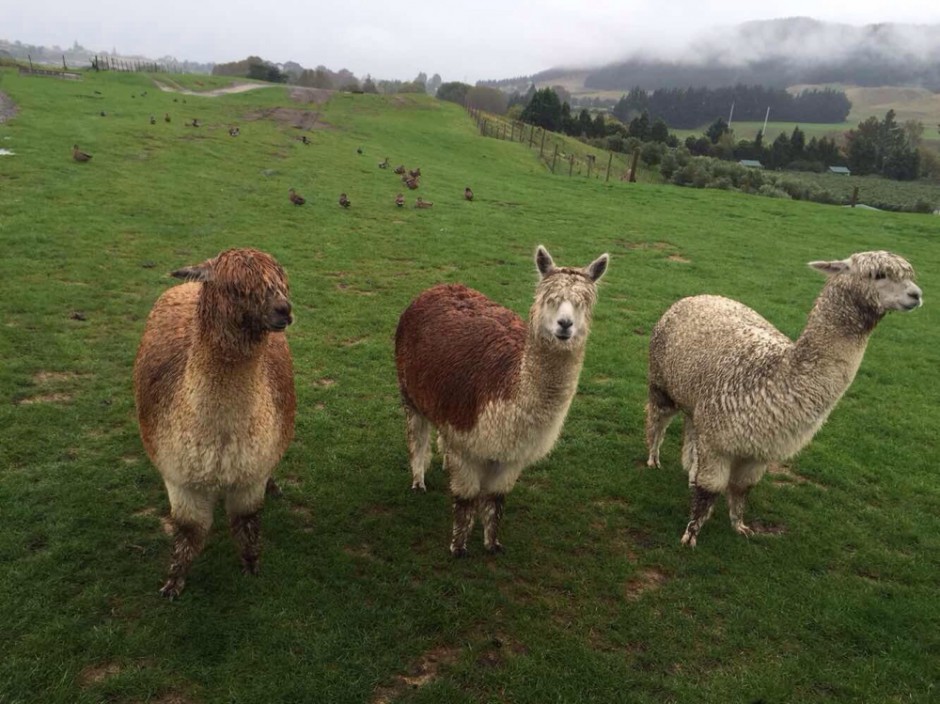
xmin=874 ymin=271 xmax=887 ymax=280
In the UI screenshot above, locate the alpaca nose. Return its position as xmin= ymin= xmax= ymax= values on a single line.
xmin=558 ymin=318 xmax=573 ymax=330
xmin=274 ymin=302 xmax=292 ymax=317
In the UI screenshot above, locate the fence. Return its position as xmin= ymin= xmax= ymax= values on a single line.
xmin=92 ymin=55 xmax=167 ymax=73
xmin=465 ymin=105 xmax=640 ymax=183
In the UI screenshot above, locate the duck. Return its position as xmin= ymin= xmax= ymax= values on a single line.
xmin=464 ymin=186 xmax=474 ymax=201
xmin=72 ymin=144 xmax=92 ymax=162
xmin=393 ymin=165 xmax=406 ymax=175
xmin=395 ymin=193 xmax=405 ymax=208
xmin=339 ymin=193 xmax=351 ymax=208
xmin=415 ymin=197 xmax=433 ymax=209
xmin=289 ymin=188 xmax=306 ymax=206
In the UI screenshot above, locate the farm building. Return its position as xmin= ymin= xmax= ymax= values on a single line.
xmin=829 ymin=166 xmax=851 ymax=175
xmin=738 ymin=159 xmax=763 ymax=169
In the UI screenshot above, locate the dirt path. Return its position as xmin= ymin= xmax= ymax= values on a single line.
xmin=152 ymin=78 xmax=279 ymax=97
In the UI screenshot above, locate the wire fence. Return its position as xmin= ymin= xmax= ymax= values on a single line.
xmin=465 ymin=105 xmax=640 ymax=183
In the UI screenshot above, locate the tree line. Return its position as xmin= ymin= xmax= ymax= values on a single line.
xmin=613 ymin=85 xmax=851 ymax=129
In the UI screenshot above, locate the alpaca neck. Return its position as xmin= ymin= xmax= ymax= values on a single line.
xmin=790 ymin=281 xmax=881 ymax=407
xmin=517 ymin=324 xmax=587 ymax=413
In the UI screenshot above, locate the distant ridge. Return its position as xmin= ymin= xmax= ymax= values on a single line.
xmin=484 ymin=18 xmax=940 ymax=92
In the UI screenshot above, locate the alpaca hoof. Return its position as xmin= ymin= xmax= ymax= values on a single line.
xmin=159 ymin=578 xmax=184 ymax=600
xmin=680 ymin=531 xmax=697 ymax=548
xmin=411 ymin=480 xmax=426 ymax=492
xmin=646 ymin=456 xmax=660 ymax=469
xmin=241 ymin=559 xmax=260 ymax=576
xmin=485 ymin=542 xmax=505 ymax=555
xmin=734 ymin=523 xmax=755 ymax=538
xmin=450 ymin=545 xmax=469 ymax=558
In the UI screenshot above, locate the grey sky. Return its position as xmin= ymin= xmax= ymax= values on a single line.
xmin=6 ymin=1 xmax=940 ymax=83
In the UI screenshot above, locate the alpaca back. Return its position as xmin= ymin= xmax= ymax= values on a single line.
xmin=396 ymin=284 xmax=526 ymax=432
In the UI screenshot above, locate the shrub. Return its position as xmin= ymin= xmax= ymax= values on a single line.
xmin=757 ymin=184 xmax=791 ymax=199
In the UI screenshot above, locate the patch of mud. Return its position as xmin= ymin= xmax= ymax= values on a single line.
xmin=0 ymin=91 xmax=19 ymax=123
xmin=747 ymin=519 xmax=788 ymax=536
xmin=32 ymin=371 xmax=86 ymax=384
xmin=78 ymin=662 xmax=122 ymax=687
xmin=17 ymin=392 xmax=72 ymax=405
xmin=289 ymin=87 xmax=334 ymax=104
xmin=243 ymin=107 xmax=331 ymax=131
xmin=314 ymin=377 xmax=336 ymax=388
xmin=667 ymin=254 xmax=691 ymax=263
xmin=371 ymin=645 xmax=461 ymax=704
xmin=625 ymin=567 xmax=669 ymax=601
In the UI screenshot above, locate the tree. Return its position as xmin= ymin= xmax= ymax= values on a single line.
xmin=650 ymin=118 xmax=670 ymax=143
xmin=628 ymin=111 xmax=650 ymax=141
xmin=520 ymin=87 xmax=563 ymax=131
xmin=577 ymin=109 xmax=593 ymax=137
xmin=437 ymin=81 xmax=472 ymax=105
xmin=705 ymin=117 xmax=729 ymax=144
xmin=361 ymin=75 xmax=378 ymax=94
xmin=790 ymin=126 xmax=806 ymax=156
xmin=427 ymin=73 xmax=442 ymax=96
xmin=466 ymin=86 xmax=508 ymax=115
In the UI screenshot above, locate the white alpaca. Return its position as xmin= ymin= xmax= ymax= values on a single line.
xmin=395 ymin=246 xmax=609 ymax=556
xmin=646 ymin=251 xmax=922 ymax=546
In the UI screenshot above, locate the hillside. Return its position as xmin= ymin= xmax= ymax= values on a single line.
xmin=0 ymin=67 xmax=938 ymax=704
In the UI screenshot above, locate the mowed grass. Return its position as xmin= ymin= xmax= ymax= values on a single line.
xmin=1 ymin=68 xmax=939 ymax=704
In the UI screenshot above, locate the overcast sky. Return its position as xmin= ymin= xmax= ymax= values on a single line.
xmin=6 ymin=1 xmax=940 ymax=83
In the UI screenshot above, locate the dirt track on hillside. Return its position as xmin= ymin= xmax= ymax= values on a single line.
xmin=152 ymin=78 xmax=279 ymax=97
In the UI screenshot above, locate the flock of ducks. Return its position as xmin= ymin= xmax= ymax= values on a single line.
xmin=71 ymin=100 xmax=476 ymax=211
xmin=288 ymin=148 xmax=476 ymax=210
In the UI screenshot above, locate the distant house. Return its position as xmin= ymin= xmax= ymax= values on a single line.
xmin=829 ymin=166 xmax=851 ymax=175
xmin=738 ymin=159 xmax=763 ymax=169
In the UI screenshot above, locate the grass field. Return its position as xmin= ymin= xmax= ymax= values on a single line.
xmin=1 ymin=68 xmax=939 ymax=704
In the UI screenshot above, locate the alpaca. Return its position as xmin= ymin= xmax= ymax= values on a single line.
xmin=395 ymin=246 xmax=609 ymax=556
xmin=133 ymin=248 xmax=295 ymax=598
xmin=646 ymin=251 xmax=922 ymax=547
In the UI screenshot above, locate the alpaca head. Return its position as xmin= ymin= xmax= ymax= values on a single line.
xmin=172 ymin=248 xmax=293 ymax=337
xmin=532 ymin=245 xmax=609 ymax=347
xmin=810 ymin=251 xmax=922 ymax=314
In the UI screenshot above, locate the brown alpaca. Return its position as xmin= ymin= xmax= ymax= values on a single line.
xmin=395 ymin=246 xmax=608 ymax=556
xmin=133 ymin=248 xmax=295 ymax=598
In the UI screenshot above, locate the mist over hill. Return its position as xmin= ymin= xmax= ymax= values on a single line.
xmin=488 ymin=18 xmax=940 ymax=92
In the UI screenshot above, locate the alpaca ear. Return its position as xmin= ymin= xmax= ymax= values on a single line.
xmin=535 ymin=245 xmax=555 ymax=278
xmin=586 ymin=253 xmax=609 ymax=282
xmin=808 ymin=259 xmax=849 ymax=276
xmin=171 ymin=262 xmax=214 ymax=282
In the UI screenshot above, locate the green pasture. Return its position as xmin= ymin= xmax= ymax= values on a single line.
xmin=1 ymin=68 xmax=938 ymax=703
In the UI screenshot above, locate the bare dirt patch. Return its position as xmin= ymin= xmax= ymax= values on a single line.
xmin=371 ymin=644 xmax=462 ymax=704
xmin=32 ymin=371 xmax=85 ymax=385
xmin=748 ymin=519 xmax=788 ymax=536
xmin=625 ymin=567 xmax=669 ymax=601
xmin=289 ymin=87 xmax=334 ymax=104
xmin=17 ymin=392 xmax=72 ymax=405
xmin=667 ymin=254 xmax=691 ymax=264
xmin=768 ymin=462 xmax=827 ymax=490
xmin=314 ymin=377 xmax=336 ymax=388
xmin=623 ymin=241 xmax=674 ymax=251
xmin=0 ymin=90 xmax=18 ymax=123
xmin=79 ymin=661 xmax=122 ymax=687
xmin=243 ymin=107 xmax=331 ymax=131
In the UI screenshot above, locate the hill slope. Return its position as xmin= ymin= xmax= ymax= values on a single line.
xmin=0 ymin=68 xmax=938 ymax=704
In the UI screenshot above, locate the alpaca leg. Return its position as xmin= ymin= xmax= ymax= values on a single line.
xmin=727 ymin=461 xmax=767 ymax=537
xmin=162 ymin=483 xmax=215 ymax=599
xmin=265 ymin=476 xmax=283 ymax=498
xmin=680 ymin=417 xmax=697 ymax=476
xmin=226 ymin=483 xmax=267 ymax=575
xmin=645 ymin=385 xmax=679 ymax=468
xmin=447 ymin=453 xmax=482 ymax=557
xmin=680 ymin=441 xmax=728 ymax=547
xmin=480 ymin=493 xmax=506 ymax=554
xmin=405 ymin=404 xmax=432 ymax=491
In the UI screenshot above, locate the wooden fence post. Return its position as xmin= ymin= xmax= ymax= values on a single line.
xmin=629 ymin=148 xmax=640 ymax=183
xmin=551 ymin=144 xmax=558 ymax=173
xmin=62 ymin=55 xmax=67 ymax=71
xmin=481 ymin=119 xmax=487 ymax=136
xmin=568 ymin=154 xmax=574 ymax=177
xmin=510 ymin=122 xmax=515 ymax=141
xmin=539 ymin=130 xmax=546 ymax=157
xmin=529 ymin=126 xmax=535 ymax=148
xmin=851 ymin=186 xmax=859 ymax=208
xmin=587 ymin=155 xmax=594 ymax=179
xmin=605 ymin=152 xmax=613 ymax=182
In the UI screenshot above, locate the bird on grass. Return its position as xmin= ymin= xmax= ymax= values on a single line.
xmin=190 ymin=118 xmax=200 ymax=127
xmin=393 ymin=165 xmax=406 ymax=175
xmin=415 ymin=197 xmax=433 ymax=209
xmin=99 ymin=111 xmax=107 ymax=117
xmin=395 ymin=193 xmax=405 ymax=207
xmin=339 ymin=193 xmax=351 ymax=208
xmin=409 ymin=167 xmax=421 ymax=178
xmin=228 ymin=126 xmax=240 ymax=137
xmin=164 ymin=113 xmax=171 ymax=123
xmin=72 ymin=144 xmax=92 ymax=162
xmin=150 ymin=115 xmax=156 ymax=125
xmin=289 ymin=188 xmax=306 ymax=206
xmin=378 ymin=157 xmax=389 ymax=169
xmin=464 ymin=186 xmax=474 ymax=201
xmin=356 ymin=146 xmax=363 ymax=155
xmin=405 ymin=177 xmax=419 ymax=190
